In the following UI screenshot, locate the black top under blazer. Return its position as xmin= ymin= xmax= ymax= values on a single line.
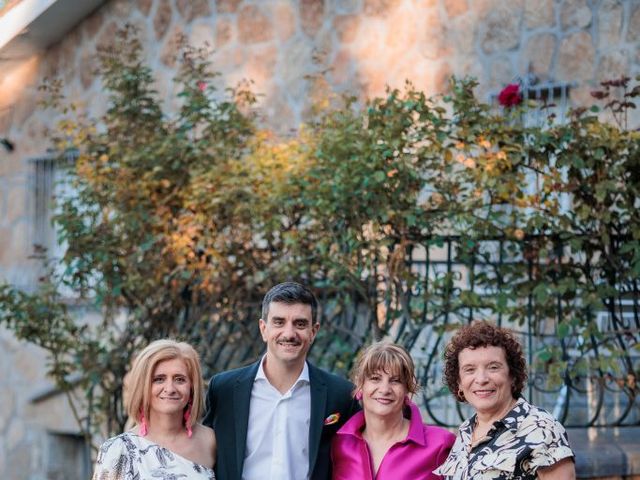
xmin=203 ymin=360 xmax=359 ymax=480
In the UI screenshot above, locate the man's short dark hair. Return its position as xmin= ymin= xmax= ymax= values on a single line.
xmin=261 ymin=282 xmax=318 ymax=323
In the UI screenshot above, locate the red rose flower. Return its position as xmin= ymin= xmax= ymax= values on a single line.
xmin=498 ymin=83 xmax=522 ymax=107
xmin=197 ymin=81 xmax=207 ymax=92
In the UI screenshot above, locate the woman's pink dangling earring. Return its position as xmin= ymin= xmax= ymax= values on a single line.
xmin=355 ymin=390 xmax=363 ymax=401
xmin=184 ymin=401 xmax=193 ymax=438
xmin=139 ymin=409 xmax=148 ymax=436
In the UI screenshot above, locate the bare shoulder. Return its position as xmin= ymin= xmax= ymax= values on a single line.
xmin=189 ymin=423 xmax=217 ymax=469
xmin=195 ymin=423 xmax=217 ymax=448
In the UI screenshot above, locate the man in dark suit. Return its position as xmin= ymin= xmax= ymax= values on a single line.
xmin=203 ymin=282 xmax=359 ymax=480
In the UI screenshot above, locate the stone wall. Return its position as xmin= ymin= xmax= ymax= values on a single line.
xmin=0 ymin=0 xmax=639 ymax=478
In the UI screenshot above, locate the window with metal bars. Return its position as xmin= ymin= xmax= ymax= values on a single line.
xmin=30 ymin=150 xmax=76 ymax=281
xmin=45 ymin=432 xmax=89 ymax=480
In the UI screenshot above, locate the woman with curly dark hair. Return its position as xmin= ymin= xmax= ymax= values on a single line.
xmin=435 ymin=321 xmax=575 ymax=480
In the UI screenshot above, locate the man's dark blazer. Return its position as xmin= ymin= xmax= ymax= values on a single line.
xmin=203 ymin=360 xmax=359 ymax=480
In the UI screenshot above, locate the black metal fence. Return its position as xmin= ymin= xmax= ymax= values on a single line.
xmin=302 ymin=235 xmax=640 ymax=429
xmin=193 ymin=232 xmax=639 ymax=429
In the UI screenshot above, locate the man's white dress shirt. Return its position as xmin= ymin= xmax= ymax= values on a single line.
xmin=242 ymin=356 xmax=311 ymax=480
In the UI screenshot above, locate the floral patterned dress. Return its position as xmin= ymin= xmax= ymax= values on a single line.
xmin=434 ymin=397 xmax=574 ymax=479
xmin=92 ymin=432 xmax=216 ymax=480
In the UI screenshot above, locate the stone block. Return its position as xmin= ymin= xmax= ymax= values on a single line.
xmin=451 ymin=14 xmax=476 ymax=54
xmin=211 ymin=47 xmax=244 ymax=72
xmin=40 ymin=46 xmax=59 ymax=78
xmin=79 ymin=50 xmax=98 ymax=90
xmin=152 ymin=74 xmax=180 ymax=114
xmin=596 ymin=51 xmax=630 ymax=83
xmin=306 ymin=72 xmax=335 ymax=104
xmin=350 ymin=19 xmax=387 ymax=63
xmin=330 ymin=48 xmax=354 ymax=85
xmin=176 ymin=0 xmax=211 ymax=22
xmin=0 ymin=329 xmax=22 ymax=353
xmin=385 ymin=5 xmax=419 ymax=54
xmin=443 ymin=0 xmax=468 ymax=18
xmin=190 ymin=22 xmax=215 ymax=49
xmin=620 ymin=437 xmax=640 ymax=477
xmin=215 ymin=17 xmax=234 ymax=48
xmin=572 ymin=428 xmax=640 ymax=479
xmin=4 ymin=445 xmax=30 ymax=480
xmin=421 ymin=8 xmax=451 ymax=60
xmin=26 ymin=388 xmax=88 ymax=434
xmin=360 ymin=65 xmax=389 ymax=98
xmin=301 ymin=0 xmax=325 ymax=37
xmin=0 ymin=390 xmax=14 ymax=430
xmin=386 ymin=54 xmax=426 ymax=92
xmin=556 ymin=31 xmax=595 ymax=82
xmin=160 ymin=26 xmax=184 ymax=68
xmin=109 ymin=0 xmax=133 ymax=18
xmin=364 ymin=0 xmax=401 ymax=16
xmin=0 ymin=443 xmax=5 ymax=480
xmin=137 ymin=0 xmax=153 ymax=16
xmin=333 ymin=0 xmax=361 ymax=14
xmin=14 ymin=344 xmax=45 ymax=385
xmin=487 ymin=56 xmax=515 ymax=91
xmin=0 ymin=105 xmax=9 ymax=134
xmin=0 ymin=150 xmax=21 ymax=178
xmin=238 ymin=5 xmax=274 ymax=44
xmin=4 ymin=221 xmax=33 ymax=262
xmin=333 ymin=14 xmax=360 ymax=44
xmin=245 ymin=46 xmax=278 ymax=86
xmin=12 ymin=88 xmax=38 ymax=126
xmin=524 ymin=0 xmax=554 ymax=29
xmin=6 ymin=185 xmax=27 ymax=224
xmin=478 ymin=2 xmax=522 ymax=53
xmin=627 ymin=4 xmax=640 ymax=43
xmin=561 ymin=0 xmax=592 ymax=29
xmin=216 ymin=0 xmax=241 ymax=14
xmin=50 ymin=29 xmax=79 ymax=80
xmin=521 ymin=33 xmax=556 ymax=79
xmin=262 ymin=87 xmax=295 ymax=133
xmin=82 ymin=8 xmax=104 ymax=41
xmin=274 ymin=2 xmax=296 ymax=42
xmin=433 ymin=61 xmax=453 ymax=94
xmin=96 ymin=21 xmax=118 ymax=51
xmin=278 ymin=40 xmax=314 ymax=100
xmin=0 ymin=186 xmax=5 ymax=220
xmin=314 ymin=23 xmax=335 ymax=56
xmin=6 ymin=418 xmax=24 ymax=451
xmin=153 ymin=0 xmax=173 ymax=41
xmin=598 ymin=0 xmax=623 ymax=47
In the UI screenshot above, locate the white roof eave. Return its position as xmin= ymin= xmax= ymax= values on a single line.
xmin=0 ymin=0 xmax=106 ymax=67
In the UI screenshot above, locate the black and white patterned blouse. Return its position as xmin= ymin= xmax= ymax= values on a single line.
xmin=92 ymin=432 xmax=215 ymax=480
xmin=434 ymin=397 xmax=574 ymax=479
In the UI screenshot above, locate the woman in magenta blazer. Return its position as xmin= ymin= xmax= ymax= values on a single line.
xmin=331 ymin=342 xmax=455 ymax=480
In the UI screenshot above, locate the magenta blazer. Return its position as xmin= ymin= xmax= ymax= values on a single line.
xmin=331 ymin=400 xmax=455 ymax=480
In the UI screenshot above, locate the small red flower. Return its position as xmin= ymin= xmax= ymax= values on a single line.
xmin=197 ymin=81 xmax=207 ymax=92
xmin=498 ymin=83 xmax=522 ymax=108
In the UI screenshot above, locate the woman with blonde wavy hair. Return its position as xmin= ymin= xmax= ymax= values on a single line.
xmin=93 ymin=339 xmax=216 ymax=479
